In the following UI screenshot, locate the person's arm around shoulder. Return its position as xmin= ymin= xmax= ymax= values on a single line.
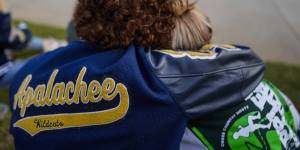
xmin=147 ymin=44 xmax=265 ymax=119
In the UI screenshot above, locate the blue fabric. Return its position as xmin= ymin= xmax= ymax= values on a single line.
xmin=0 ymin=12 xmax=10 ymax=65
xmin=26 ymin=36 xmax=43 ymax=50
xmin=0 ymin=60 xmax=28 ymax=88
xmin=10 ymin=41 xmax=187 ymax=150
xmin=0 ymin=12 xmax=11 ymax=47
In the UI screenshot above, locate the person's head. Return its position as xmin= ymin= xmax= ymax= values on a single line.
xmin=74 ymin=0 xmax=212 ymax=51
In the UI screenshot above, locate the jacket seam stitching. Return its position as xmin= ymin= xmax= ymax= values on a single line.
xmin=157 ymin=63 xmax=264 ymax=78
xmin=143 ymin=49 xmax=190 ymax=119
xmin=240 ymin=67 xmax=246 ymax=103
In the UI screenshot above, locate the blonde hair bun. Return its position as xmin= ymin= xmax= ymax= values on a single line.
xmin=173 ymin=0 xmax=197 ymax=16
xmin=172 ymin=0 xmax=213 ymax=50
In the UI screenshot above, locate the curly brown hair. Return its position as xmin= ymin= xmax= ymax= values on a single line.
xmin=74 ymin=0 xmax=177 ymax=50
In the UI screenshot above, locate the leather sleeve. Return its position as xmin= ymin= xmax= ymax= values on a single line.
xmin=146 ymin=45 xmax=265 ymax=119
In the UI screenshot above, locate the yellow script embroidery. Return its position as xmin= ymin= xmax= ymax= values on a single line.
xmin=13 ymin=67 xmax=130 ymax=136
xmin=156 ymin=49 xmax=217 ymax=60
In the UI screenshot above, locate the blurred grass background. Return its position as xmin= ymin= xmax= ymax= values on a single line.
xmin=0 ymin=21 xmax=299 ymax=150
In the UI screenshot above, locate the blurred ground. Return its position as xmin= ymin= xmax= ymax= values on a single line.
xmin=7 ymin=0 xmax=300 ymax=64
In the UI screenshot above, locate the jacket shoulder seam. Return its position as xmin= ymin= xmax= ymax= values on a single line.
xmin=157 ymin=62 xmax=264 ymax=78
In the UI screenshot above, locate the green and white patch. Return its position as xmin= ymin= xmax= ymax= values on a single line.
xmin=226 ymin=81 xmax=299 ymax=149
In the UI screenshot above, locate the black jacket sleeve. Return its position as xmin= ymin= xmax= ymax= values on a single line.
xmin=146 ymin=44 xmax=265 ymax=119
